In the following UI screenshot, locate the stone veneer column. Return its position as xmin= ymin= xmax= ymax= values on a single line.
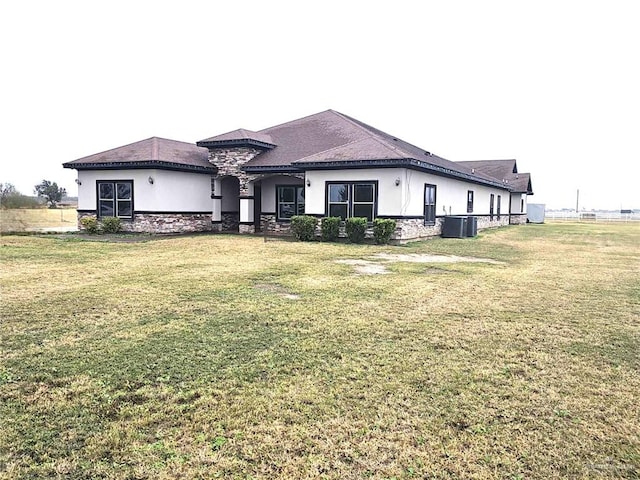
xmin=207 ymin=147 xmax=262 ymax=234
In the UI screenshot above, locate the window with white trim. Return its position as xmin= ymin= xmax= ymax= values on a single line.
xmin=497 ymin=195 xmax=501 ymax=220
xmin=424 ymin=184 xmax=436 ymax=225
xmin=327 ymin=182 xmax=376 ymax=221
xmin=276 ymin=185 xmax=304 ymax=220
xmin=98 ymin=181 xmax=133 ymax=218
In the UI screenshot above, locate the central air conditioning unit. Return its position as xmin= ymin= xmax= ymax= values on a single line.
xmin=441 ymin=216 xmax=468 ymax=238
xmin=466 ymin=216 xmax=478 ymax=237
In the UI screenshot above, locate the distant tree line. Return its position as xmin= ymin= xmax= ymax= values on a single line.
xmin=0 ymin=183 xmax=41 ymax=209
xmin=1 ymin=180 xmax=69 ymax=209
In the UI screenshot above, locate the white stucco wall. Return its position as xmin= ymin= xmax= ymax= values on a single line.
xmin=259 ymin=175 xmax=304 ymax=213
xmin=403 ymin=170 xmax=511 ymax=217
xmin=510 ymin=193 xmax=528 ymax=213
xmin=304 ymin=168 xmax=511 ymax=217
xmin=304 ymin=168 xmax=404 ymax=216
xmin=76 ymin=169 xmax=212 ymax=212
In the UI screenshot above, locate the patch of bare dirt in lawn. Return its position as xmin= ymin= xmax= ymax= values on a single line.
xmin=336 ymin=253 xmax=503 ymax=275
xmin=371 ymin=253 xmax=504 ymax=264
xmin=253 ymin=283 xmax=301 ymax=300
xmin=335 ymin=259 xmax=391 ymax=275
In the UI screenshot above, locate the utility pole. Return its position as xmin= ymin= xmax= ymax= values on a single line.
xmin=576 ymin=189 xmax=579 ymax=212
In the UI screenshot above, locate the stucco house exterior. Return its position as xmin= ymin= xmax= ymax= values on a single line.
xmin=63 ymin=110 xmax=534 ymax=240
xmin=457 ymin=159 xmax=534 ymax=225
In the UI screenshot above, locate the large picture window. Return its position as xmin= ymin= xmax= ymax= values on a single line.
xmin=276 ymin=185 xmax=305 ymax=220
xmin=98 ymin=181 xmax=133 ymax=218
xmin=424 ymin=184 xmax=437 ymax=225
xmin=327 ymin=182 xmax=376 ymax=221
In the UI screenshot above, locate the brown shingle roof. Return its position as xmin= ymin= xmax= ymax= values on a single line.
xmin=239 ymin=110 xmax=507 ymax=188
xmin=458 ymin=159 xmax=533 ymax=194
xmin=63 ymin=137 xmax=214 ymax=173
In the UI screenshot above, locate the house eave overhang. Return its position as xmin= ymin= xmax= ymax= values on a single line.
xmin=62 ymin=160 xmax=216 ymax=175
xmin=241 ymin=164 xmax=304 ymax=174
xmin=196 ymin=139 xmax=276 ymax=150
xmin=510 ymin=189 xmax=534 ymax=195
xmin=295 ymin=158 xmax=511 ymax=190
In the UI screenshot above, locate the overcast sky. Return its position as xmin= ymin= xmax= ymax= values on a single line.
xmin=2 ymin=0 xmax=638 ymax=210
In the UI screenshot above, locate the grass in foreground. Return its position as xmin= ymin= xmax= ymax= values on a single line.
xmin=0 ymin=223 xmax=639 ymax=479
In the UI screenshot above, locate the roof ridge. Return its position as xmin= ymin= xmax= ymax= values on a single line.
xmin=292 ymin=138 xmax=366 ymax=163
xmin=365 ymin=133 xmax=416 ymax=158
xmin=149 ymin=136 xmax=206 ymax=148
xmin=258 ymin=109 xmax=334 ymax=133
xmin=321 ymin=111 xmax=418 ymax=158
xmin=331 ymin=111 xmax=442 ymax=158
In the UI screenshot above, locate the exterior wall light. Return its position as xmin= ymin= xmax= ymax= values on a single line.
xmin=395 ymin=177 xmax=401 ymax=186
xmin=306 ymin=179 xmax=311 ymax=187
xmin=75 ymin=178 xmax=82 ymax=186
xmin=148 ymin=176 xmax=154 ymax=184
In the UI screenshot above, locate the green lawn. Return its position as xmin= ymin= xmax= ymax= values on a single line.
xmin=1 ymin=223 xmax=639 ymax=479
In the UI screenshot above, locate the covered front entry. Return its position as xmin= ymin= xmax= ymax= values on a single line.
xmin=213 ymin=176 xmax=240 ymax=232
xmin=212 ymin=173 xmax=304 ymax=234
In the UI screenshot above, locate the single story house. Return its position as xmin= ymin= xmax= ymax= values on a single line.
xmin=63 ymin=110 xmax=534 ymax=240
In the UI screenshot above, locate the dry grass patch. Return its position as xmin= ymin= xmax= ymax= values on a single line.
xmin=1 ymin=224 xmax=639 ymax=479
xmin=0 ymin=208 xmax=77 ymax=232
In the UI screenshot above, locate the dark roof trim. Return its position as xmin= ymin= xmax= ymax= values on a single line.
xmin=242 ymin=165 xmax=304 ymax=174
xmin=196 ymin=139 xmax=276 ymax=150
xmin=63 ymin=160 xmax=216 ymax=174
xmin=297 ymin=158 xmax=511 ymax=190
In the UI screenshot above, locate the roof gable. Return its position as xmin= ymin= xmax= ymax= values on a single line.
xmin=196 ymin=129 xmax=275 ymax=149
xmin=458 ymin=159 xmax=533 ymax=194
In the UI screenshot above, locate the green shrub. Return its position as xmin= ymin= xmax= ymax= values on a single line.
xmin=101 ymin=216 xmax=122 ymax=234
xmin=345 ymin=217 xmax=367 ymax=243
xmin=290 ymin=215 xmax=317 ymax=241
xmin=320 ymin=216 xmax=340 ymax=242
xmin=373 ymin=218 xmax=397 ymax=244
xmin=80 ymin=216 xmax=99 ymax=234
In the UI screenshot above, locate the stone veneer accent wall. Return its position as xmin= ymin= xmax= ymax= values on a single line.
xmin=509 ymin=214 xmax=527 ymax=225
xmin=221 ymin=212 xmax=239 ymax=232
xmin=261 ymin=215 xmax=292 ymax=235
xmin=393 ymin=218 xmax=444 ymax=241
xmin=256 ymin=214 xmax=515 ymax=242
xmin=393 ymin=215 xmax=510 ymax=241
xmin=78 ymin=212 xmax=212 ymax=234
xmin=208 ymin=147 xmax=262 ymax=194
xmin=476 ymin=215 xmax=510 ymax=230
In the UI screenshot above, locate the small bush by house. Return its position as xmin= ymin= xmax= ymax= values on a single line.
xmin=80 ymin=216 xmax=100 ymax=234
xmin=290 ymin=215 xmax=317 ymax=241
xmin=345 ymin=217 xmax=367 ymax=243
xmin=101 ymin=216 xmax=122 ymax=234
xmin=373 ymin=219 xmax=397 ymax=244
xmin=321 ymin=217 xmax=340 ymax=242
